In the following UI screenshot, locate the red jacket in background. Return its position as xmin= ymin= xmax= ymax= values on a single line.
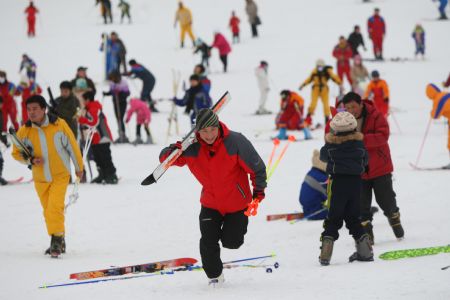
xmin=159 ymin=122 xmax=266 ymax=215
xmin=368 ymin=15 xmax=385 ymax=39
xmin=79 ymin=100 xmax=113 ymax=145
xmin=0 ymin=81 xmax=19 ymax=131
xmin=332 ymin=44 xmax=353 ymax=69
xmin=17 ymin=82 xmax=42 ymax=123
xmin=25 ymin=6 xmax=38 ymax=20
xmin=212 ymin=33 xmax=232 ymax=56
xmin=229 ymin=16 xmax=240 ymax=34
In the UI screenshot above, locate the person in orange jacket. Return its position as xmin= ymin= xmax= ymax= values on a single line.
xmin=25 ymin=1 xmax=39 ymax=37
xmin=364 ymin=70 xmax=389 ymax=117
xmin=275 ymin=90 xmax=312 ymax=140
xmin=332 ymin=36 xmax=353 ymax=87
xmin=426 ymin=83 xmax=450 ymax=168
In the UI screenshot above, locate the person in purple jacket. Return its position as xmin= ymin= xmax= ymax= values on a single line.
xmin=412 ymin=24 xmax=425 ymax=59
xmin=103 ymin=71 xmax=130 ymax=143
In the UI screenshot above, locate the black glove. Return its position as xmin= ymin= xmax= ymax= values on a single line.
xmin=169 ymin=141 xmax=182 ymax=151
xmin=384 ymin=97 xmax=389 ymax=103
xmin=102 ymin=91 xmax=109 ymax=96
xmin=252 ymin=188 xmax=265 ymax=202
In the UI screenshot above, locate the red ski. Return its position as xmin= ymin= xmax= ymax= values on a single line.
xmin=7 ymin=176 xmax=24 ymax=184
xmin=266 ymin=212 xmax=304 ymax=221
xmin=70 ymin=257 xmax=198 ymax=280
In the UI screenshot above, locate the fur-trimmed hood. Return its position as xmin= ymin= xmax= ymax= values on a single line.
xmin=325 ymin=132 xmax=364 ymax=144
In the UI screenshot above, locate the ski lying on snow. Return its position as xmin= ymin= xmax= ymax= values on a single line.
xmin=69 ymin=257 xmax=198 ymax=280
xmin=266 ymin=212 xmax=304 ymax=221
xmin=409 ymin=162 xmax=449 ymax=171
xmin=379 ymin=245 xmax=450 ymax=260
xmin=6 ymin=176 xmax=24 ymax=184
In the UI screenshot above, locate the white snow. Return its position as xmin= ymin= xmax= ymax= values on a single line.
xmin=0 ymin=0 xmax=449 ymax=299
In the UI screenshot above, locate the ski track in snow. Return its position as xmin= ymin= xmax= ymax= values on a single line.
xmin=0 ymin=0 xmax=449 ymax=299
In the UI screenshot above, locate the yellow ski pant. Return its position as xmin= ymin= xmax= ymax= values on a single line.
xmin=307 ymin=87 xmax=331 ymax=118
xmin=180 ymin=25 xmax=195 ymax=43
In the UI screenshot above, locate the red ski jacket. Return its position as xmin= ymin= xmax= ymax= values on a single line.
xmin=25 ymin=6 xmax=38 ymax=20
xmin=160 ymin=122 xmax=267 ymax=215
xmin=368 ymin=15 xmax=385 ymax=39
xmin=78 ymin=101 xmax=113 ymax=145
xmin=332 ymin=44 xmax=353 ymax=68
xmin=229 ymin=16 xmax=240 ymax=34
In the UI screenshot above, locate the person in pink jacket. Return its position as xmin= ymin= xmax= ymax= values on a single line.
xmin=125 ymin=98 xmax=153 ymax=145
xmin=211 ymin=32 xmax=232 ymax=73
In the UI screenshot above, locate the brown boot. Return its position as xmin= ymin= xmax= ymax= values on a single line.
xmin=319 ymin=236 xmax=334 ymax=266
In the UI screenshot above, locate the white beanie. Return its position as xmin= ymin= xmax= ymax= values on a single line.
xmin=330 ymin=111 xmax=357 ymax=134
xmin=311 ymin=149 xmax=327 ymax=172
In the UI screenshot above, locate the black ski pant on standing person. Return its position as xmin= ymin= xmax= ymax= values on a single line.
xmin=200 ymin=206 xmax=248 ymax=279
xmin=219 ymin=55 xmax=228 ymax=73
xmin=321 ymin=175 xmax=366 ymax=241
xmin=92 ymin=143 xmax=116 ymax=178
xmin=360 ymin=174 xmax=400 ymax=222
xmin=113 ymin=92 xmax=128 ymax=136
xmin=251 ymin=23 xmax=258 ymax=37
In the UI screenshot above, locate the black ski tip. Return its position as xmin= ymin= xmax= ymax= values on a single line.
xmin=141 ymin=174 xmax=156 ymax=186
xmin=8 ymin=127 xmax=16 ymax=134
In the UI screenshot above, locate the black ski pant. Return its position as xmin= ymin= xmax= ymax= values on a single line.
xmin=112 ymin=93 xmax=128 ymax=136
xmin=251 ymin=23 xmax=258 ymax=37
xmin=219 ymin=55 xmax=228 ymax=73
xmin=92 ymin=143 xmax=116 ymax=178
xmin=199 ymin=206 xmax=248 ymax=279
xmin=136 ymin=124 xmax=150 ymax=137
xmin=321 ymin=175 xmax=365 ymax=241
xmin=360 ymin=173 xmax=399 ymax=222
xmin=0 ymin=151 xmax=4 ymax=176
xmin=141 ymin=81 xmax=155 ymax=103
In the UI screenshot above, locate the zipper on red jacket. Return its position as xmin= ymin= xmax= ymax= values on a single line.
xmin=236 ymin=183 xmax=246 ymax=199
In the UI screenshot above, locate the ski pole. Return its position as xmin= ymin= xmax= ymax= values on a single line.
xmin=389 ymin=110 xmax=402 ymax=134
xmin=290 ymin=207 xmax=328 ymax=224
xmin=266 ymin=138 xmax=280 ymax=171
xmin=414 ymin=118 xmax=432 ymax=167
xmin=267 ymin=135 xmax=296 ymax=180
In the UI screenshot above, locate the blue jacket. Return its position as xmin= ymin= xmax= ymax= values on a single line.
xmin=320 ymin=132 xmax=368 ymax=176
xmin=129 ymin=64 xmax=155 ymax=88
xmin=299 ymin=167 xmax=328 ymax=220
xmin=174 ymin=85 xmax=211 ymax=125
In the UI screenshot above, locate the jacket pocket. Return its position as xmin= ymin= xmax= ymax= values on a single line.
xmin=236 ymin=183 xmax=246 ymax=199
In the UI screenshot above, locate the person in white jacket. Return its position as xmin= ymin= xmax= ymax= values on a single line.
xmin=255 ymin=60 xmax=271 ymax=115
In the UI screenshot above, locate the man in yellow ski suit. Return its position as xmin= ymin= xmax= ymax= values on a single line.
xmin=11 ymin=95 xmax=83 ymax=255
xmin=174 ymin=2 xmax=195 ymax=48
xmin=299 ymin=59 xmax=342 ymax=123
xmin=426 ymin=83 xmax=450 ymax=168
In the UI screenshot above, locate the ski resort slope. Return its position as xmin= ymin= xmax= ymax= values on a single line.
xmin=1 ymin=0 xmax=449 ymax=299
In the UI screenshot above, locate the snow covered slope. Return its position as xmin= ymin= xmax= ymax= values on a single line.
xmin=0 ymin=0 xmax=449 ymax=299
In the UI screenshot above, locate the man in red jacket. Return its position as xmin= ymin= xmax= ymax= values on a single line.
xmin=0 ymin=71 xmax=19 ymax=132
xmin=367 ymin=8 xmax=386 ymax=60
xmin=159 ymin=108 xmax=266 ymax=286
xmin=25 ymin=1 xmax=39 ymax=37
xmin=332 ymin=36 xmax=353 ymax=86
xmin=342 ymin=92 xmax=404 ymax=244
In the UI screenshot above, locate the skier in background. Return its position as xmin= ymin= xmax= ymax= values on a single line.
xmin=299 ymin=59 xmax=342 ymax=124
xmin=229 ymin=11 xmax=241 ymax=44
xmin=367 ymin=8 xmax=386 ymax=60
xmin=194 ymin=38 xmax=211 ymax=68
xmin=125 ymin=59 xmax=158 ymax=112
xmin=0 ymin=71 xmax=19 ymax=132
xmin=0 ymin=97 xmax=9 ymax=185
xmin=211 ymin=31 xmax=232 ymax=73
xmin=425 ymin=83 xmax=450 ymax=169
xmin=347 ymin=25 xmax=366 ymax=57
xmin=96 ymin=0 xmax=113 ymax=24
xmin=332 ymin=36 xmax=353 ymax=87
xmin=25 ymin=1 xmax=39 ymax=37
xmin=299 ymin=150 xmax=329 ymax=220
xmin=173 ymin=74 xmax=211 ymax=126
xmin=118 ymin=0 xmax=131 ymax=24
xmin=350 ymin=55 xmax=370 ymax=96
xmin=16 ymin=76 xmax=42 ymax=124
xmin=20 ymin=54 xmax=37 ymax=81
xmin=174 ymin=2 xmax=195 ymax=48
xmin=254 ymin=60 xmax=270 ymax=115
xmin=54 ymin=81 xmax=80 ymax=138
xmin=245 ymin=0 xmax=260 ymax=38
xmin=103 ymin=71 xmax=130 ymax=143
xmin=193 ymin=64 xmax=211 ymax=94
xmin=364 ymin=70 xmax=389 ymax=117
xmin=111 ymin=32 xmax=128 ymax=73
xmin=79 ymin=91 xmax=118 ymax=184
xmin=11 ymin=95 xmax=84 ymax=257
xmin=275 ymin=90 xmax=312 ymax=140
xmin=125 ymin=98 xmax=153 ymax=145
xmin=434 ymin=0 xmax=448 ymax=19
xmin=412 ymin=24 xmax=425 ymax=59
xmin=158 ymin=108 xmax=267 ymax=286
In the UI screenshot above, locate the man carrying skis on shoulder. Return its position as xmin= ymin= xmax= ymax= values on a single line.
xmin=159 ymin=108 xmax=267 ymax=287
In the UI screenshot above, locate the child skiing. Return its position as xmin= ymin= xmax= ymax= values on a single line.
xmin=275 ymin=90 xmax=312 ymax=140
xmin=125 ymin=98 xmax=153 ymax=145
xmin=319 ymin=111 xmax=372 ymax=265
xmin=364 ymin=70 xmax=390 ymax=117
xmin=229 ymin=11 xmax=241 ymax=44
xmin=78 ymin=91 xmax=118 ymax=184
xmin=158 ymin=108 xmax=267 ymax=286
xmin=412 ymin=24 xmax=425 ymax=59
xmin=194 ymin=38 xmax=211 ymax=68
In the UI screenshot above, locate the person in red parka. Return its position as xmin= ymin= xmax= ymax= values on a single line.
xmin=78 ymin=91 xmax=118 ymax=184
xmin=159 ymin=108 xmax=266 ymax=286
xmin=229 ymin=11 xmax=240 ymax=44
xmin=367 ymin=8 xmax=386 ymax=60
xmin=341 ymin=92 xmax=404 ymax=245
xmin=16 ymin=77 xmax=42 ymax=124
xmin=211 ymin=32 xmax=232 ymax=73
xmin=332 ymin=36 xmax=353 ymax=87
xmin=0 ymin=71 xmax=19 ymax=132
xmin=25 ymin=1 xmax=39 ymax=37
